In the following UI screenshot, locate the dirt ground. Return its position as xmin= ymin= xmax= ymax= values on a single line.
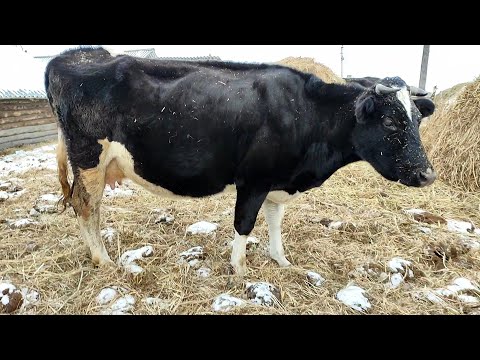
xmin=1 ymin=141 xmax=479 ymax=315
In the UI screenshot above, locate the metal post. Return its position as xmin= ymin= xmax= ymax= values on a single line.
xmin=419 ymin=45 xmax=430 ymax=89
xmin=340 ymin=45 xmax=344 ymax=78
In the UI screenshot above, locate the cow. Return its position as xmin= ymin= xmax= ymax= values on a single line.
xmin=45 ymin=47 xmax=436 ymax=276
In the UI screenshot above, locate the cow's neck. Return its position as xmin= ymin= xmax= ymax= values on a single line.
xmin=289 ymin=85 xmax=361 ymax=192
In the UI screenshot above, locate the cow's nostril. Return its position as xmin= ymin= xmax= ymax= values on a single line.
xmin=418 ymin=168 xmax=436 ymax=187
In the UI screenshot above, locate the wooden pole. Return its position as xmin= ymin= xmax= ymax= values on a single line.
xmin=419 ymin=45 xmax=430 ymax=89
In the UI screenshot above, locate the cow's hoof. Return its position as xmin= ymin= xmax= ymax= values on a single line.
xmin=93 ymin=256 xmax=116 ymax=268
xmin=272 ymin=257 xmax=292 ymax=268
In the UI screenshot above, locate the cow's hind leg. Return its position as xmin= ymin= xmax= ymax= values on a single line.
xmin=263 ymin=199 xmax=291 ymax=267
xmin=71 ymin=167 xmax=113 ymax=267
xmin=231 ymin=187 xmax=268 ymax=276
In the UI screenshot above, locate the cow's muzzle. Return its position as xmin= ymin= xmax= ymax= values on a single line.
xmin=416 ymin=167 xmax=437 ymax=187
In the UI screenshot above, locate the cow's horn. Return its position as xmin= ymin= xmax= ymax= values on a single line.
xmin=409 ymin=86 xmax=429 ymax=97
xmin=375 ymin=83 xmax=401 ymax=95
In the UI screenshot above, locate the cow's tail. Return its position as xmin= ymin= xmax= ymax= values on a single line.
xmin=56 ymin=128 xmax=72 ymax=212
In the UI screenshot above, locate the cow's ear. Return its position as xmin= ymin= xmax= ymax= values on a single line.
xmin=413 ymin=97 xmax=435 ymax=119
xmin=355 ymin=95 xmax=375 ymax=124
xmin=305 ymin=76 xmax=325 ymax=98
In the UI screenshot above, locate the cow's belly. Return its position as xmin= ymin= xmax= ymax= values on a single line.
xmin=100 ymin=139 xmax=301 ymax=203
xmin=101 ymin=139 xmax=235 ymax=199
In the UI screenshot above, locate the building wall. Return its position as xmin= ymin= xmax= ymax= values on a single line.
xmin=0 ymin=98 xmax=57 ymax=151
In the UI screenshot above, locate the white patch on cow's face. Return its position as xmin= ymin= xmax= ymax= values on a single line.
xmin=395 ymin=87 xmax=412 ymax=121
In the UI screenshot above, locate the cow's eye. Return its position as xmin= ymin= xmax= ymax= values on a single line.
xmin=383 ymin=118 xmax=397 ymax=131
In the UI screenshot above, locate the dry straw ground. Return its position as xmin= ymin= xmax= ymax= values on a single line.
xmin=1 ymin=59 xmax=479 ymax=315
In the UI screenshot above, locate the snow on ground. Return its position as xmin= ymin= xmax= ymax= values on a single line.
xmin=0 ymin=145 xmax=57 ymax=176
xmin=33 ymin=193 xmax=61 ymax=214
xmin=151 ymin=208 xmax=174 ymax=224
xmin=142 ymin=297 xmax=171 ymax=310
xmin=414 ymin=278 xmax=480 ymax=305
xmin=104 ymin=182 xmax=135 ymax=198
xmin=179 ymin=246 xmax=205 ymax=269
xmin=186 ymin=221 xmax=218 ymax=235
xmin=5 ymin=218 xmax=39 ymax=229
xmin=101 ymin=227 xmax=117 ymax=242
xmin=96 ymin=287 xmax=136 ymax=315
xmin=1 ymin=282 xmax=39 ymax=313
xmin=119 ymin=246 xmax=154 ymax=274
xmin=447 ymin=219 xmax=475 ymax=234
xmin=246 ymin=282 xmax=281 ymax=307
xmin=387 ymin=258 xmax=414 ymax=289
xmin=212 ymin=294 xmax=245 ymax=312
xmin=336 ymin=284 xmax=371 ymax=312
xmin=196 ymin=267 xmax=212 ymax=278
xmin=306 ymin=271 xmax=326 ymax=287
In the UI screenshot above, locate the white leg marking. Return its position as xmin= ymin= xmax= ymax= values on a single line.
xmin=230 ymin=231 xmax=247 ymax=276
xmin=263 ymin=199 xmax=291 ymax=267
xmin=78 ymin=210 xmax=114 ymax=267
xmin=396 ymin=87 xmax=412 ymax=120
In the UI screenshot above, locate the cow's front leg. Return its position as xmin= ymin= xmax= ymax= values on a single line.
xmin=263 ymin=199 xmax=291 ymax=267
xmin=231 ymin=187 xmax=268 ymax=276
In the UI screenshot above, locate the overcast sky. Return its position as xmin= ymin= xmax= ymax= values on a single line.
xmin=9 ymin=45 xmax=480 ymax=92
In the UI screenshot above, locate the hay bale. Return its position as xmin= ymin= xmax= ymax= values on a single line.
xmin=421 ymin=77 xmax=480 ymax=192
xmin=277 ymin=57 xmax=344 ymax=84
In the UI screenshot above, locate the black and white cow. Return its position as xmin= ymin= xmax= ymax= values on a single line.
xmin=45 ymin=47 xmax=436 ymax=276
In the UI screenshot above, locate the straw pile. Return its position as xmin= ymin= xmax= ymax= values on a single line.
xmin=277 ymin=57 xmax=344 ymax=84
xmin=421 ymin=77 xmax=480 ymax=192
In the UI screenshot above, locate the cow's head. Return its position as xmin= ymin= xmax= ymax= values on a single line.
xmin=352 ymin=76 xmax=436 ymax=187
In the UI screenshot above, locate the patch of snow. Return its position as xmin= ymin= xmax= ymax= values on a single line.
xmin=101 ymin=227 xmax=116 ymax=242
xmin=328 ymin=221 xmax=344 ymax=229
xmin=418 ymin=226 xmax=432 ymax=234
xmin=186 ymin=221 xmax=218 ymax=235
xmin=0 ymin=282 xmax=16 ymax=295
xmin=1 ymin=296 xmax=9 ymax=305
xmin=457 ymin=295 xmax=479 ymax=304
xmin=389 ymin=273 xmax=404 ymax=289
xmin=96 ymin=288 xmax=118 ymax=305
xmin=306 ymin=271 xmax=325 ymax=286
xmin=29 ymin=208 xmax=40 ymax=217
xmin=336 ymin=285 xmax=371 ymax=312
xmin=34 ymin=204 xmax=56 ymax=214
xmin=246 ymin=282 xmax=281 ymax=307
xmin=0 ymin=191 xmax=8 ymax=201
xmin=388 ymin=257 xmax=412 ymax=273
xmin=7 ymin=218 xmax=38 ymax=229
xmin=20 ymin=288 xmax=39 ymax=309
xmin=102 ymin=295 xmax=135 ymax=315
xmin=39 ymin=194 xmax=60 ymax=203
xmin=152 ymin=209 xmax=174 ymax=224
xmin=0 ymin=145 xmax=57 ymax=176
xmin=119 ymin=246 xmax=153 ymax=274
xmin=431 ymin=278 xmax=480 ymax=304
xmin=212 ymin=294 xmax=245 ymax=312
xmin=142 ymin=297 xmax=170 ymax=310
xmin=179 ymin=246 xmax=205 ymax=265
xmin=459 ymin=236 xmax=480 ymax=251
xmin=124 ymin=264 xmax=145 ymax=275
xmin=120 ymin=246 xmax=153 ymax=266
xmin=447 ymin=219 xmax=475 ymax=234
xmin=404 ymin=209 xmax=426 ymax=215
xmin=104 ymin=185 xmax=134 ymax=198
xmin=196 ymin=267 xmax=211 ymax=278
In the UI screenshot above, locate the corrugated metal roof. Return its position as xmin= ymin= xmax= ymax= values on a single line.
xmin=34 ymin=49 xmax=222 ymax=63
xmin=0 ymin=89 xmax=47 ymax=100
